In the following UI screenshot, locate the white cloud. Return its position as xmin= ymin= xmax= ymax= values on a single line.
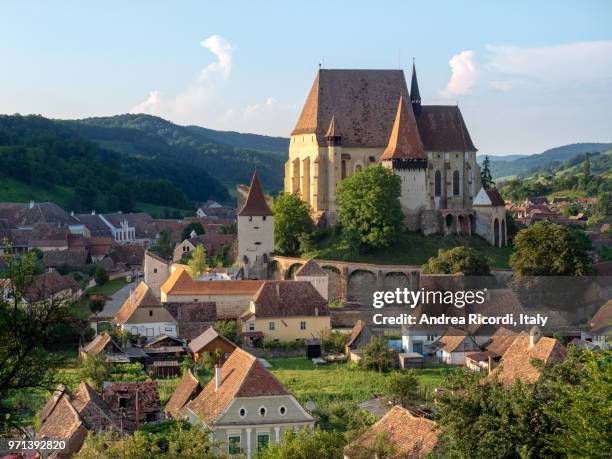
xmin=129 ymin=35 xmax=234 ymax=119
xmin=441 ymin=50 xmax=477 ymax=96
xmin=486 ymin=41 xmax=612 ymax=87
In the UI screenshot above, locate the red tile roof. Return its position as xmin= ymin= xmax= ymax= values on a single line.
xmin=237 ymin=172 xmax=273 ymax=217
xmin=248 ymin=280 xmax=329 ymax=318
xmin=188 ymin=326 xmax=237 ymax=354
xmin=114 ymin=282 xmax=162 ymax=324
xmin=381 ymin=96 xmax=426 ymax=161
xmin=590 ymin=300 xmax=612 ymax=334
xmin=161 ymin=265 xmax=263 ymax=296
xmin=164 ymin=369 xmax=202 ymax=418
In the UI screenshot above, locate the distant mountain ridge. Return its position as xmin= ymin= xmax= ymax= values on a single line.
xmin=478 ymin=143 xmax=612 ymax=179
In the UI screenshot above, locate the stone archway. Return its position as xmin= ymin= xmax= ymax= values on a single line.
xmin=382 ymin=272 xmax=410 ymax=292
xmin=347 ymin=269 xmax=377 ymax=304
xmin=286 ymin=263 xmax=303 ymax=280
xmin=494 ymin=218 xmax=500 ymax=247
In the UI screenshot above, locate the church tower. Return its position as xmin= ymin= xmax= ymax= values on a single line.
xmin=410 ymin=62 xmax=422 ymax=116
xmin=237 ymin=172 xmax=274 ymax=279
xmin=381 ymin=96 xmax=428 ymax=215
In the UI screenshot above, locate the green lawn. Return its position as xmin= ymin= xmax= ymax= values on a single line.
xmin=269 ymin=357 xmax=453 ymax=406
xmin=0 ymin=177 xmax=74 ymax=208
xmin=302 ymin=231 xmax=513 ymax=269
xmin=85 ymin=277 xmax=129 ymax=297
xmin=135 ymin=202 xmax=194 ymax=219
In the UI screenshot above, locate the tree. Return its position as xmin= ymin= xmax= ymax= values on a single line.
xmin=360 ymin=336 xmax=394 ymax=372
xmin=93 ymin=266 xmax=109 ymax=286
xmin=480 ymin=156 xmax=494 ymax=190
xmin=79 ymin=351 xmax=110 ymax=392
xmin=319 ymin=328 xmax=348 ymax=354
xmin=257 ymin=428 xmax=344 ymax=459
xmin=422 ymin=246 xmax=490 ymax=276
xmin=187 ymin=245 xmax=208 ymax=278
xmin=383 ymin=371 xmax=420 ymax=409
xmin=595 ymin=191 xmax=612 ymax=218
xmin=151 ymin=228 xmax=174 ymax=260
xmin=180 ymin=222 xmax=205 ymax=242
xmin=0 ymin=251 xmax=72 ymax=427
xmin=510 ymin=221 xmax=593 ymax=276
xmin=214 ymin=320 xmax=241 ymax=345
xmin=272 ymin=192 xmax=315 ymax=256
xmin=336 ymin=166 xmax=403 ymax=251
xmin=88 ymin=295 xmax=106 ymax=314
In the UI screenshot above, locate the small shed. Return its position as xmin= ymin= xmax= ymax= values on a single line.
xmin=399 ymin=352 xmax=425 ymax=369
xmin=150 ymin=360 xmax=180 ymax=378
xmin=305 ymin=339 xmax=322 ymax=359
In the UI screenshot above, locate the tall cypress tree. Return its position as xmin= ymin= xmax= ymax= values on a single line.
xmin=480 ymin=156 xmax=494 ymax=190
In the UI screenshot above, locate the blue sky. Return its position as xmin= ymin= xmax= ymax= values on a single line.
xmin=1 ymin=0 xmax=611 ymax=155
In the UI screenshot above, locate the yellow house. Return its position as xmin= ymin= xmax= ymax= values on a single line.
xmin=239 ymin=281 xmax=330 ymax=343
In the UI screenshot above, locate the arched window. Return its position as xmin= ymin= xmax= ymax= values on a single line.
xmin=453 ymin=170 xmax=460 ymax=196
xmin=434 ymin=171 xmax=442 ymax=196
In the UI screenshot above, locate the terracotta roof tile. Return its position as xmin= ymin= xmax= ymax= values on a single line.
xmin=114 ymin=282 xmax=162 ymax=324
xmin=24 ymin=271 xmax=78 ymax=302
xmin=188 ymin=326 xmax=237 ymax=354
xmin=186 ymin=348 xmax=288 ymax=424
xmin=345 ymin=405 xmax=439 ymax=458
xmin=381 ymin=96 xmax=425 ymax=161
xmin=164 ymin=302 xmax=217 ymax=340
xmin=249 ymin=281 xmax=329 ymax=318
xmin=237 ymin=172 xmax=273 ymax=217
xmin=164 ymin=370 xmax=202 ymax=418
xmin=161 ymin=265 xmax=263 ymax=296
xmin=590 ymin=300 xmax=612 ymax=333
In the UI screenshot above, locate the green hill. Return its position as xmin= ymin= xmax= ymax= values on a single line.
xmin=67 ymin=114 xmax=286 ymax=192
xmin=479 ymin=143 xmax=612 ymax=179
xmin=0 ymin=114 xmax=229 ymax=212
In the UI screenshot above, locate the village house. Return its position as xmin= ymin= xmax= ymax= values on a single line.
xmin=142 ymin=334 xmax=188 ymax=373
xmin=483 ymin=328 xmax=566 ymax=387
xmin=294 ymin=259 xmax=329 ymax=300
xmin=143 ymin=250 xmax=171 ymax=298
xmin=164 ymin=369 xmax=202 ymax=420
xmin=36 ymin=382 xmax=119 ymax=458
xmin=435 ymin=328 xmax=481 ymax=365
xmin=344 ymin=405 xmax=439 ymax=458
xmin=160 ymin=265 xmax=263 ymax=319
xmin=188 ymin=326 xmax=238 ymax=363
xmin=239 ymin=280 xmax=330 ymax=344
xmin=196 ymin=200 xmax=236 ymax=219
xmin=185 ymin=348 xmax=314 ymax=458
xmin=42 ymin=249 xmax=90 ymax=271
xmin=344 ymin=319 xmax=380 ymax=356
xmin=79 ymin=333 xmax=131 ymax=363
xmin=115 ymin=282 xmax=178 ymax=338
xmin=173 ymin=232 xmax=236 ymax=263
xmin=164 ymin=300 xmax=218 ymax=341
xmin=583 ymin=299 xmax=611 ymax=349
xmin=24 ymin=271 xmax=80 ymax=303
xmin=102 ymin=381 xmax=161 ymax=433
xmin=465 ymin=327 xmax=519 ymax=372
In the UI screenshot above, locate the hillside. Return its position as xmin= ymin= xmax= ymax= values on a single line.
xmin=498 ymin=150 xmax=612 ymax=202
xmin=479 ymin=143 xmax=612 ymax=179
xmin=0 ymin=114 xmax=229 ymax=212
xmin=67 ymin=114 xmax=286 ymax=192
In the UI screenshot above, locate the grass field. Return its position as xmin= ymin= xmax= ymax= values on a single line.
xmin=302 ymin=231 xmax=513 ymax=269
xmin=85 ymin=277 xmax=129 ymax=297
xmin=269 ymin=357 xmax=453 ymax=406
xmin=0 ymin=177 xmax=73 ymax=208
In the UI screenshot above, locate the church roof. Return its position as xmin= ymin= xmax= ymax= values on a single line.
xmin=381 ymin=96 xmax=426 ymax=161
xmin=410 ymin=63 xmax=421 ymax=104
xmin=238 ymin=172 xmax=273 ymax=217
xmin=416 ymin=105 xmax=477 ymax=152
xmin=292 ymin=69 xmax=477 ymax=152
xmin=291 ymin=69 xmax=410 ymax=147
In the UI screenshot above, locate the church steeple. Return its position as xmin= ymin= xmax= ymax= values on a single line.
xmin=381 ymin=96 xmax=426 ymax=162
xmin=410 ymin=61 xmax=422 ymax=116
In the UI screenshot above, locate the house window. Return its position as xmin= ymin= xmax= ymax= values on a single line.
xmin=427 ymin=335 xmax=435 ymax=342
xmin=146 ymin=328 xmax=154 ymax=337
xmin=248 ymin=323 xmax=255 ymax=332
xmin=153 ymin=268 xmax=157 ymax=274
xmin=269 ymin=321 xmax=275 ymax=331
xmin=165 ymin=327 xmax=173 ymax=332
xmin=453 ymin=170 xmax=460 ymax=195
xmin=149 ymin=310 xmax=153 ymax=317
xmin=228 ymin=435 xmax=241 ymax=455
xmin=259 ymin=406 xmax=267 ymax=416
xmin=257 ymin=434 xmax=270 ymax=452
xmin=279 ymin=405 xmax=287 ymax=416
xmin=119 ymin=397 xmax=128 ymax=409
xmin=238 ymin=407 xmax=247 ymax=417
xmin=262 ymin=216 xmax=267 ymax=221
xmin=300 ymin=321 xmax=306 ymax=330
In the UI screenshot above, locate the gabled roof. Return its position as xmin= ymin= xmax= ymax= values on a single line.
xmin=292 ymin=69 xmax=410 ymax=148
xmin=164 ymin=302 xmax=217 ymax=340
xmin=114 ymin=282 xmax=162 ymax=324
xmin=164 ymin=369 xmax=202 ymax=418
xmin=436 ymin=328 xmax=473 ymax=353
xmin=24 ymin=271 xmax=78 ymax=302
xmin=238 ymin=172 xmax=273 ymax=217
xmin=71 ymin=382 xmax=116 ymax=427
xmin=485 ymin=328 xmax=518 ymax=357
xmin=247 ymin=281 xmax=329 ymax=319
xmin=161 ymin=265 xmax=263 ymax=296
xmin=473 ymin=187 xmax=505 ymax=207
xmin=82 ymin=333 xmax=123 ymax=355
xmin=188 ymin=326 xmax=237 ymax=354
xmin=381 ymin=96 xmax=425 ymax=161
xmin=294 ymin=259 xmax=327 ymax=277
xmin=43 ymin=250 xmax=89 ymax=268
xmin=187 ymin=348 xmax=289 ymax=424
xmin=345 ymin=405 xmax=439 ymax=458
xmin=590 ymin=300 xmax=612 ymax=333
xmin=484 ymin=335 xmax=566 ymax=387
xmin=346 ymin=320 xmax=366 ymax=348
xmin=416 ymin=105 xmax=477 ymax=152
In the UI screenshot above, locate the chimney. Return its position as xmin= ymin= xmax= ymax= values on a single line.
xmin=29 ymin=200 xmax=35 ymax=209
xmin=215 ymin=365 xmax=222 ymax=391
xmin=529 ymin=326 xmax=541 ymax=348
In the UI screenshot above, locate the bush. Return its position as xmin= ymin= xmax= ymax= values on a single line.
xmin=93 ymin=266 xmax=109 ymax=286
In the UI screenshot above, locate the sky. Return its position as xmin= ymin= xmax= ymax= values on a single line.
xmin=1 ymin=0 xmax=611 ymax=156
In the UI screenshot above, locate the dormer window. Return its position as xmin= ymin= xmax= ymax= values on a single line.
xmin=259 ymin=406 xmax=267 ymax=416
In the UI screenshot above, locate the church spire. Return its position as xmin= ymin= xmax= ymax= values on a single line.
xmin=381 ymin=96 xmax=425 ymax=161
xmin=410 ymin=60 xmax=422 ymax=116
xmin=238 ymin=171 xmax=273 ymax=217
